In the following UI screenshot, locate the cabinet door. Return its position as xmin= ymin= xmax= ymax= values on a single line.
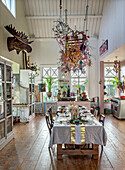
xmin=0 ymin=121 xmax=5 ymax=139
xmin=0 ymin=63 xmax=4 ymax=81
xmin=6 ymin=66 xmax=11 ymax=82
xmin=29 ymin=106 xmax=32 ymax=116
xmin=6 ymin=101 xmax=12 ymax=116
xmin=7 ymin=117 xmax=12 ymax=134
xmin=6 ymin=83 xmax=11 ymax=99
xmin=0 ymin=101 xmax=5 ymax=120
xmin=32 ymin=104 xmax=35 ymax=114
xmin=0 ymin=83 xmax=4 ymax=100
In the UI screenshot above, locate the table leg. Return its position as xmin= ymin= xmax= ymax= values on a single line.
xmin=93 ymin=144 xmax=99 ymax=159
xmin=57 ymin=144 xmax=62 ymax=160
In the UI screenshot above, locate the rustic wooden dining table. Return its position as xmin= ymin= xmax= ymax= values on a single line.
xmin=49 ymin=105 xmax=107 ymax=160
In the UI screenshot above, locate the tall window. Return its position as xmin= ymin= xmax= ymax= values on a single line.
xmin=71 ymin=68 xmax=88 ymax=94
xmin=104 ymin=66 xmax=117 ymax=99
xmin=2 ymin=0 xmax=16 ymax=17
xmin=41 ymin=67 xmax=59 ymax=100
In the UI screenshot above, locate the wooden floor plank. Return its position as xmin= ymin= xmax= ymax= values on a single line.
xmin=0 ymin=114 xmax=125 ymax=170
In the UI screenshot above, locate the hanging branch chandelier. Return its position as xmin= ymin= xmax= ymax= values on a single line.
xmin=52 ymin=0 xmax=91 ymax=73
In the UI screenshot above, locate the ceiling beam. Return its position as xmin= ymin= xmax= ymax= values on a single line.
xmin=26 ymin=14 xmax=102 ymax=20
xmin=30 ymin=37 xmax=55 ymax=40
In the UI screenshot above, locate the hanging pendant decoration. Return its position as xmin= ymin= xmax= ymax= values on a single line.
xmin=113 ymin=56 xmax=120 ymax=73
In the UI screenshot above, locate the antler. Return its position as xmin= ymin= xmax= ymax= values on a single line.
xmin=4 ymin=24 xmax=33 ymax=45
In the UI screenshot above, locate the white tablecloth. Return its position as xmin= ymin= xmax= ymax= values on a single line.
xmin=49 ymin=115 xmax=107 ymax=148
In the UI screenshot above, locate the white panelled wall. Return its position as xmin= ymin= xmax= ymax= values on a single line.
xmin=31 ymin=37 xmax=99 ymax=99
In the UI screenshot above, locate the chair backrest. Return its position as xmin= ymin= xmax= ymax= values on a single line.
xmin=48 ymin=107 xmax=53 ymax=124
xmin=99 ymin=114 xmax=105 ymax=126
xmin=91 ymin=106 xmax=95 ymax=115
xmin=45 ymin=114 xmax=53 ymax=135
xmin=92 ymin=97 xmax=100 ymax=115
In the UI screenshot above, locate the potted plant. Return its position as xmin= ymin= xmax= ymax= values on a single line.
xmin=110 ymin=77 xmax=124 ymax=92
xmin=62 ymin=86 xmax=68 ymax=97
xmin=44 ymin=76 xmax=58 ymax=98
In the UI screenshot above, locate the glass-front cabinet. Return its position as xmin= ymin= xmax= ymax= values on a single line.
xmin=13 ymin=70 xmax=35 ymax=123
xmin=0 ymin=57 xmax=14 ymax=150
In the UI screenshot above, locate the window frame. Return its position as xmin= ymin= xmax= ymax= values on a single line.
xmin=41 ymin=66 xmax=59 ymax=101
xmin=2 ymin=0 xmax=16 ymax=18
xmin=104 ymin=65 xmax=118 ymax=100
xmin=70 ymin=68 xmax=88 ymax=94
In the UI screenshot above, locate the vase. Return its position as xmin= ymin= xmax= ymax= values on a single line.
xmin=47 ymin=92 xmax=52 ymax=98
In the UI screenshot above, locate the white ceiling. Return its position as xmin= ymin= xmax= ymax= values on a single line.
xmin=103 ymin=44 xmax=125 ymax=62
xmin=24 ymin=0 xmax=105 ymax=39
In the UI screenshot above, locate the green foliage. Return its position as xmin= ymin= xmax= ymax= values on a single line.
xmin=110 ymin=77 xmax=122 ymax=88
xmin=84 ymin=81 xmax=88 ymax=85
xmin=62 ymin=85 xmax=68 ymax=92
xmin=75 ymin=81 xmax=88 ymax=92
xmin=75 ymin=85 xmax=79 ymax=88
xmin=43 ymin=76 xmax=58 ymax=92
xmin=81 ymin=85 xmax=85 ymax=92
xmin=31 ymin=63 xmax=40 ymax=77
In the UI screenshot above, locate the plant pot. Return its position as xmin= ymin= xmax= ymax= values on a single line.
xmin=47 ymin=92 xmax=52 ymax=98
xmin=63 ymin=91 xmax=66 ymax=97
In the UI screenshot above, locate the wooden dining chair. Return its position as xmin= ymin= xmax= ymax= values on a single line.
xmin=48 ymin=107 xmax=53 ymax=123
xmin=45 ymin=114 xmax=53 ymax=135
xmin=90 ymin=107 xmax=94 ymax=114
xmin=91 ymin=106 xmax=98 ymax=118
xmin=48 ymin=107 xmax=56 ymax=124
xmin=99 ymin=114 xmax=105 ymax=126
xmin=45 ymin=107 xmax=53 ymax=134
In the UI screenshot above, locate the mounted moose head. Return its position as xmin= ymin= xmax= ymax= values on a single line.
xmin=5 ymin=24 xmax=33 ymax=54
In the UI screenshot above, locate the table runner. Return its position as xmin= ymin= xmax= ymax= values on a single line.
xmin=71 ymin=124 xmax=85 ymax=144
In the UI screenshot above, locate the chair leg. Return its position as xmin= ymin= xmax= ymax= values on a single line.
xmin=101 ymin=145 xmax=103 ymax=150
